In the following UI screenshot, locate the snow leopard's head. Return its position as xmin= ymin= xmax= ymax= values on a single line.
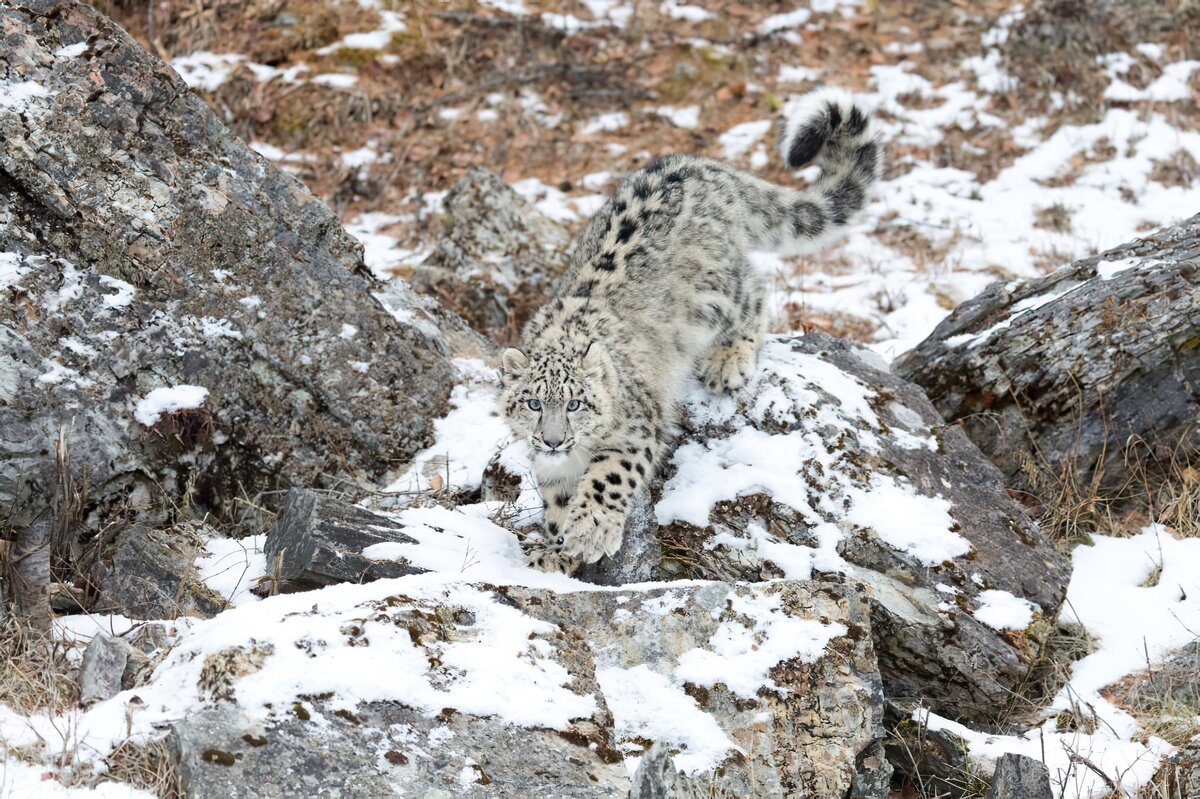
xmin=499 ymin=341 xmax=618 ymax=465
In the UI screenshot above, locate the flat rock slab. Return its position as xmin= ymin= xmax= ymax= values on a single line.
xmin=896 ymin=213 xmax=1200 ymax=492
xmin=263 ymin=488 xmax=426 ymax=590
xmin=0 ymin=0 xmax=454 ymax=541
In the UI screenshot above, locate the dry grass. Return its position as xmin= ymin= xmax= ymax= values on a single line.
xmin=0 ymin=619 xmax=79 ymax=716
xmin=1149 ymin=149 xmax=1200 ymax=188
xmin=69 ymin=738 xmax=181 ymax=799
xmin=1033 ymin=202 xmax=1074 ymax=233
xmin=887 ymin=714 xmax=993 ymax=799
xmin=1005 ymin=622 xmax=1098 ymax=727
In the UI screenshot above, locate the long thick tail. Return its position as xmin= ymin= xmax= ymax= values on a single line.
xmin=743 ymin=86 xmax=882 ymax=253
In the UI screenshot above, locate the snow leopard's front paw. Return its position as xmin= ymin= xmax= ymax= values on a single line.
xmin=700 ymin=340 xmax=758 ymax=394
xmin=559 ymin=499 xmax=626 ymax=564
xmin=524 ymin=535 xmax=582 ymax=574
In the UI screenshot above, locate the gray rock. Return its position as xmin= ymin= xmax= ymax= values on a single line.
xmin=90 ymin=523 xmax=227 ymax=620
xmin=986 ymin=753 xmax=1053 ymax=799
xmin=262 ymin=488 xmax=426 ymax=591
xmin=631 ymin=744 xmax=696 ymax=799
xmin=78 ymin=634 xmax=136 ymax=705
xmin=575 ymin=492 xmax=661 ymax=586
xmin=505 ymin=577 xmax=892 ymax=797
xmin=172 ymin=700 xmax=629 ymax=799
xmin=895 ymin=214 xmax=1200 ymax=493
xmin=0 ymin=0 xmax=455 ymax=617
xmin=644 ymin=334 xmax=1069 ymax=723
xmin=165 ymin=578 xmax=885 ymax=798
xmin=410 ymin=168 xmax=571 ymax=344
xmin=168 ymin=587 xmax=629 ymax=798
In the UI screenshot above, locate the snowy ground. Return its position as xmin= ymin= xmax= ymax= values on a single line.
xmin=164 ymin=0 xmax=1199 ymax=359
xmin=4 ymin=0 xmax=1199 ymax=796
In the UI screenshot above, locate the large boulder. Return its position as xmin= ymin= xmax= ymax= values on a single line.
xmin=135 ymin=577 xmax=886 ymax=797
xmin=409 ymin=168 xmax=572 ymax=345
xmin=895 ymin=215 xmax=1200 ymax=493
xmin=0 ymin=0 xmax=456 ymax=600
xmin=488 ymin=333 xmax=1069 ymax=723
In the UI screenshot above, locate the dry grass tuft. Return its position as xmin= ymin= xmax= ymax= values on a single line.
xmin=887 ymin=714 xmax=993 ymax=799
xmin=1148 ymin=149 xmax=1200 ymax=188
xmin=1006 ymin=622 xmax=1097 ymax=726
xmin=1033 ymin=202 xmax=1074 ymax=233
xmin=84 ymin=738 xmax=180 ymax=799
xmin=0 ymin=618 xmax=79 ymax=715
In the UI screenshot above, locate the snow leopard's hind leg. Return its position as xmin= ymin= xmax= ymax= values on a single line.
xmin=699 ymin=269 xmax=768 ymax=394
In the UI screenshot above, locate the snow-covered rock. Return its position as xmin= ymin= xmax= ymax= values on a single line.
xmin=658 ymin=333 xmax=1069 ymax=722
xmin=481 ymin=332 xmax=1069 ymax=722
xmin=113 ymin=577 xmax=887 ymax=797
xmin=897 ymin=213 xmax=1200 ymax=493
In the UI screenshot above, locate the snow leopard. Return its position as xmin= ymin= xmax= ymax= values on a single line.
xmin=499 ymin=87 xmax=882 ymax=573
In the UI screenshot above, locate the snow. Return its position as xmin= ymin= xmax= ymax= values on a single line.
xmin=1060 ymin=526 xmax=1200 ymax=717
xmin=759 ymin=7 xmax=811 ymax=34
xmin=0 ymin=760 xmax=155 ymax=798
xmin=0 ymin=252 xmax=30 ymax=289
xmin=580 ymin=111 xmax=629 ymax=135
xmin=170 ymin=52 xmax=244 ymax=91
xmin=385 ymin=359 xmax=515 ymax=494
xmin=846 ymin=476 xmax=969 ymax=566
xmin=97 ymin=275 xmax=135 ymax=309
xmin=311 ymin=73 xmax=358 ymax=89
xmin=908 ymin=524 xmax=1200 ymax=797
xmin=134 ymin=385 xmax=209 ymax=426
xmin=597 ymin=665 xmax=739 ymax=774
xmin=0 ymin=80 xmax=52 ymax=115
xmin=196 ymin=535 xmax=268 ymax=607
xmin=655 ymin=338 xmax=969 ymax=569
xmin=779 ymin=64 xmax=821 ymax=83
xmin=53 ymin=42 xmax=88 ymax=58
xmin=659 ymin=0 xmax=713 ymax=23
xmin=344 ymin=211 xmax=424 ymax=278
xmin=718 ymin=119 xmax=771 ymax=159
xmin=1095 ymin=256 xmax=1140 ymax=280
xmin=316 ymin=10 xmax=406 ymax=54
xmin=655 ymin=105 xmax=700 ymax=129
xmin=675 ymin=590 xmax=847 ymax=699
xmin=973 ymin=589 xmax=1039 ymax=630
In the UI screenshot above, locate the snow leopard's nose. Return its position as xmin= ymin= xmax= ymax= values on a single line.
xmin=543 ymin=434 xmax=564 ymax=450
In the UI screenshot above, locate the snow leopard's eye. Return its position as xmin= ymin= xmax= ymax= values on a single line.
xmin=527 ymin=398 xmax=542 ymax=412
xmin=566 ymin=399 xmax=581 ymax=412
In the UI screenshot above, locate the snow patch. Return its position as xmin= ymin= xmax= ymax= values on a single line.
xmin=135 ymin=385 xmax=209 ymax=426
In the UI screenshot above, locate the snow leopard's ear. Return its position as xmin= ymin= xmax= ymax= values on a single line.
xmin=582 ymin=342 xmax=615 ymax=386
xmin=502 ymin=348 xmax=529 ymax=376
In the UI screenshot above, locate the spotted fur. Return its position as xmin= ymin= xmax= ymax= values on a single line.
xmin=500 ymin=87 xmax=882 ymax=573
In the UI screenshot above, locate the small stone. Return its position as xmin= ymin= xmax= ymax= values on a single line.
xmin=78 ymin=634 xmax=136 ymax=705
xmin=986 ymin=753 xmax=1053 ymax=799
